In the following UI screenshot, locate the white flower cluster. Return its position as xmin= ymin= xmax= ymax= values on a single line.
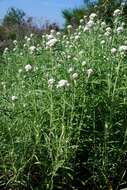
xmin=67 ymin=25 xmax=72 ymax=30
xmin=25 ymin=64 xmax=32 ymax=72
xmin=83 ymin=13 xmax=97 ymax=32
xmin=11 ymin=96 xmax=18 ymax=101
xmin=25 ymin=36 xmax=31 ymax=43
xmin=104 ymin=27 xmax=112 ymax=36
xmin=48 ymin=78 xmax=55 ymax=88
xmin=72 ymin=73 xmax=78 ymax=80
xmin=87 ymin=69 xmax=93 ymax=78
xmin=57 ymin=80 xmax=69 ymax=88
xmin=89 ymin=13 xmax=97 ymax=20
xmin=68 ymin=67 xmax=74 ymax=73
xmin=100 ymin=40 xmax=105 ymax=45
xmin=118 ymin=45 xmax=127 ymax=53
xmin=82 ymin=61 xmax=86 ymax=66
xmin=116 ymin=26 xmax=124 ymax=34
xmin=3 ymin=47 xmax=9 ymax=54
xmin=111 ymin=48 xmax=117 ymax=54
xmin=101 ymin=22 xmax=106 ymax=28
xmin=46 ymin=38 xmax=57 ymax=48
xmin=113 ymin=9 xmax=121 ymax=17
xmin=13 ymin=40 xmax=17 ymax=45
xmin=29 ymin=46 xmax=36 ymax=54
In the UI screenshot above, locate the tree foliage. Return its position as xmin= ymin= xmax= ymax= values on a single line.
xmin=62 ymin=0 xmax=127 ymax=27
xmin=3 ymin=7 xmax=26 ymax=26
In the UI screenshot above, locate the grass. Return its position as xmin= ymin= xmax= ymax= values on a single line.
xmin=0 ymin=12 xmax=127 ymax=190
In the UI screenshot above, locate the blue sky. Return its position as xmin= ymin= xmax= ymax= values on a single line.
xmin=0 ymin=0 xmax=85 ymax=27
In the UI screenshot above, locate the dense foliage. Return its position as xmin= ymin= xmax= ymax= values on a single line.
xmin=62 ymin=0 xmax=127 ymax=27
xmin=0 ymin=6 xmax=127 ymax=190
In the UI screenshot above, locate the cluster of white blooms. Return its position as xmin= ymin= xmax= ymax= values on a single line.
xmin=87 ymin=69 xmax=93 ymax=78
xmin=50 ymin=29 xmax=56 ymax=34
xmin=56 ymin=32 xmax=61 ymax=36
xmin=63 ymin=35 xmax=66 ymax=39
xmin=67 ymin=25 xmax=72 ymax=30
xmin=57 ymin=80 xmax=69 ymax=88
xmin=25 ymin=64 xmax=32 ymax=72
xmin=113 ymin=9 xmax=121 ymax=17
xmin=73 ymin=57 xmax=78 ymax=61
xmin=20 ymin=52 xmax=23 ymax=56
xmin=72 ymin=73 xmax=78 ymax=80
xmin=11 ymin=96 xmax=18 ymax=101
xmin=106 ymin=27 xmax=112 ymax=33
xmin=83 ymin=13 xmax=97 ymax=32
xmin=25 ymin=36 xmax=31 ymax=43
xmin=29 ymin=46 xmax=36 ymax=54
xmin=100 ymin=40 xmax=105 ymax=45
xmin=118 ymin=45 xmax=127 ymax=53
xmin=74 ymin=35 xmax=80 ymax=40
xmin=3 ymin=47 xmax=9 ymax=54
xmin=68 ymin=67 xmax=74 ymax=73
xmin=23 ymin=44 xmax=27 ymax=48
xmin=84 ymin=15 xmax=87 ymax=20
xmin=116 ymin=26 xmax=124 ymax=34
xmin=83 ymin=26 xmax=90 ymax=32
xmin=48 ymin=78 xmax=55 ymax=88
xmin=13 ymin=40 xmax=17 ymax=45
xmin=79 ymin=50 xmax=84 ymax=55
xmin=78 ymin=25 xmax=82 ymax=30
xmin=111 ymin=48 xmax=117 ymax=54
xmin=87 ymin=20 xmax=95 ymax=28
xmin=82 ymin=61 xmax=86 ymax=66
xmin=30 ymin=33 xmax=34 ymax=38
xmin=104 ymin=27 xmax=112 ymax=36
xmin=80 ymin=19 xmax=84 ymax=24
xmin=13 ymin=47 xmax=17 ymax=52
xmin=1 ymin=82 xmax=6 ymax=89
xmin=46 ymin=38 xmax=57 ymax=48
xmin=18 ymin=69 xmax=22 ymax=73
xmin=47 ymin=34 xmax=55 ymax=40
xmin=101 ymin=22 xmax=106 ymax=28
xmin=89 ymin=13 xmax=97 ymax=20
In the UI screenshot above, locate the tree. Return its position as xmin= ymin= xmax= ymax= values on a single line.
xmin=62 ymin=0 xmax=96 ymax=27
xmin=3 ymin=7 xmax=26 ymax=26
xmin=62 ymin=0 xmax=127 ymax=28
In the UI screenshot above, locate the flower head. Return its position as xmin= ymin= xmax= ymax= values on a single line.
xmin=57 ymin=80 xmax=69 ymax=88
xmin=100 ymin=40 xmax=105 ymax=45
xmin=82 ymin=61 xmax=86 ymax=66
xmin=29 ymin=46 xmax=36 ymax=54
xmin=11 ymin=96 xmax=18 ymax=101
xmin=89 ymin=13 xmax=97 ymax=20
xmin=87 ymin=69 xmax=93 ymax=78
xmin=113 ymin=9 xmax=121 ymax=17
xmin=116 ymin=26 xmax=124 ymax=34
xmin=48 ymin=78 xmax=55 ymax=88
xmin=80 ymin=19 xmax=84 ymax=24
xmin=101 ymin=22 xmax=106 ymax=28
xmin=72 ymin=73 xmax=78 ymax=80
xmin=68 ymin=67 xmax=74 ymax=73
xmin=119 ymin=45 xmax=127 ymax=52
xmin=46 ymin=38 xmax=57 ymax=48
xmin=87 ymin=20 xmax=95 ymax=28
xmin=25 ymin=64 xmax=32 ymax=72
xmin=67 ymin=25 xmax=72 ymax=30
xmin=111 ymin=48 xmax=117 ymax=54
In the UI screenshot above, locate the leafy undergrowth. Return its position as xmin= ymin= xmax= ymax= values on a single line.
xmin=0 ymin=8 xmax=127 ymax=190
